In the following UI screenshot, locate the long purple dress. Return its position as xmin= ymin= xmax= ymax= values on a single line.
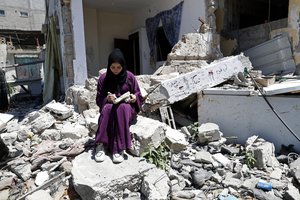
xmin=95 ymin=71 xmax=143 ymax=154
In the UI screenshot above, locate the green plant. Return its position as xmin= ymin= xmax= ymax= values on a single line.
xmin=141 ymin=142 xmax=171 ymax=170
xmin=6 ymin=82 xmax=16 ymax=95
xmin=187 ymin=122 xmax=199 ymax=141
xmin=245 ymin=150 xmax=256 ymax=168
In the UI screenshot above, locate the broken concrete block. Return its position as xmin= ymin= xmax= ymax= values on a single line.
xmin=212 ymin=153 xmax=232 ymax=169
xmin=45 ymin=101 xmax=73 ymax=120
xmin=222 ymin=177 xmax=242 ymax=190
xmin=168 ymin=33 xmax=221 ymax=61
xmin=154 ymin=60 xmax=208 ymax=76
xmin=198 ymin=123 xmax=222 ymax=144
xmin=0 ymin=113 xmax=14 ymax=131
xmin=141 ymin=168 xmax=170 ymax=200
xmin=85 ymin=77 xmax=97 ymax=91
xmin=289 ymin=157 xmax=300 ymax=184
xmin=66 ymin=85 xmax=97 ymax=113
xmin=194 ymin=151 xmax=213 ymax=164
xmin=270 ymin=168 xmax=282 ymax=180
xmin=6 ymin=119 xmax=19 ymax=133
xmin=148 ymin=54 xmax=252 ymax=104
xmin=1 ymin=131 xmax=17 ymax=146
xmin=35 ymin=171 xmax=49 ymax=186
xmin=31 ymin=113 xmax=55 ymax=134
xmin=17 ymin=126 xmax=33 ymax=142
xmin=25 ymin=190 xmax=53 ymax=200
xmin=8 ymin=158 xmax=32 ymax=181
xmin=25 ymin=111 xmax=41 ymax=124
xmin=72 ymin=151 xmax=155 ymax=199
xmin=191 ymin=169 xmax=214 ymax=188
xmin=165 ymin=127 xmax=188 ymax=153
xmin=40 ymin=129 xmax=61 ymax=141
xmin=59 ymin=122 xmax=89 ymax=139
xmin=150 ymin=73 xmax=179 ymax=85
xmin=130 ymin=115 xmax=167 ymax=156
xmin=82 ymin=108 xmax=98 ymax=118
xmin=283 ymin=183 xmax=300 ymax=200
xmin=246 ymin=137 xmax=279 ymax=169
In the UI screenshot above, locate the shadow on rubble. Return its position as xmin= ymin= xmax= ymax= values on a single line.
xmin=5 ymin=93 xmax=43 ymax=121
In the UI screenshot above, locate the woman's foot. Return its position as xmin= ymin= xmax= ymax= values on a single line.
xmin=112 ymin=151 xmax=124 ymax=163
xmin=95 ymin=144 xmax=105 ymax=162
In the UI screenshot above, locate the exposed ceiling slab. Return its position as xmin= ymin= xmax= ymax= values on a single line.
xmin=83 ymin=0 xmax=161 ymax=14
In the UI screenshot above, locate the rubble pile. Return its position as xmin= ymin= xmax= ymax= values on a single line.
xmin=1 ymin=32 xmax=300 ymax=200
xmin=0 ymin=96 xmax=300 ymax=199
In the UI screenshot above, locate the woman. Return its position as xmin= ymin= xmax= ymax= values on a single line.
xmin=94 ymin=49 xmax=143 ymax=163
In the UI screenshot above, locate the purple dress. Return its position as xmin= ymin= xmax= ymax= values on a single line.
xmin=95 ymin=71 xmax=143 ymax=154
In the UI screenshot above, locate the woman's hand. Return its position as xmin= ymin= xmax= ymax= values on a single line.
xmin=107 ymin=92 xmax=116 ymax=103
xmin=128 ymin=94 xmax=136 ymax=103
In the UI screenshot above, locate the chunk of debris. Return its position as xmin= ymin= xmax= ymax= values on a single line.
xmin=45 ymin=101 xmax=73 ymax=120
xmin=148 ymin=54 xmax=252 ymax=105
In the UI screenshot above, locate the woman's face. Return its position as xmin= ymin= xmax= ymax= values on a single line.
xmin=110 ymin=62 xmax=123 ymax=75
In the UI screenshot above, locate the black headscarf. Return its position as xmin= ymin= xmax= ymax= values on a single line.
xmin=104 ymin=48 xmax=127 ymax=93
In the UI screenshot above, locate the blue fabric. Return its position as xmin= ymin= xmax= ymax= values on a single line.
xmin=145 ymin=16 xmax=160 ymax=64
xmin=145 ymin=1 xmax=184 ymax=64
xmin=160 ymin=1 xmax=184 ymax=46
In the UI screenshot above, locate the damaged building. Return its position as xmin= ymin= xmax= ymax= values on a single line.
xmin=0 ymin=0 xmax=45 ymax=100
xmin=41 ymin=0 xmax=300 ymax=150
xmin=1 ymin=0 xmax=300 ymax=199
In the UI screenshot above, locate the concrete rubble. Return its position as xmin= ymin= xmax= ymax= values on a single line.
xmin=0 ymin=96 xmax=300 ymax=200
xmin=1 ymin=32 xmax=300 ymax=200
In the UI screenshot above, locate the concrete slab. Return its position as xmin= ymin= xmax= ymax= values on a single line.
xmin=263 ymin=80 xmax=300 ymax=95
xmin=0 ymin=113 xmax=14 ymax=131
xmin=148 ymin=54 xmax=252 ymax=105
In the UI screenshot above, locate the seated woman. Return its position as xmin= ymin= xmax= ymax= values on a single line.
xmin=94 ymin=48 xmax=143 ymax=163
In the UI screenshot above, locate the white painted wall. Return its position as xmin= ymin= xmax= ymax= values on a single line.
xmin=83 ymin=10 xmax=133 ymax=75
xmin=83 ymin=7 xmax=100 ymax=77
xmin=71 ymin=0 xmax=88 ymax=85
xmin=132 ymin=0 xmax=205 ymax=39
xmin=198 ymin=92 xmax=300 ymax=153
xmin=97 ymin=12 xmax=133 ymax=71
xmin=83 ymin=0 xmax=206 ymax=76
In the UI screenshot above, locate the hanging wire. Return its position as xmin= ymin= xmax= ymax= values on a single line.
xmin=246 ymin=70 xmax=300 ymax=143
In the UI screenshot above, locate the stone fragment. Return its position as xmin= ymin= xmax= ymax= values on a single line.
xmin=148 ymin=54 xmax=252 ymax=104
xmin=25 ymin=190 xmax=52 ymax=200
xmin=194 ymin=151 xmax=213 ymax=164
xmin=0 ymin=113 xmax=14 ymax=131
xmin=8 ymin=158 xmax=32 ymax=181
xmin=212 ymin=153 xmax=231 ymax=168
xmin=31 ymin=113 xmax=55 ymax=134
xmin=246 ymin=136 xmax=279 ymax=169
xmin=141 ymin=168 xmax=170 ymax=200
xmin=1 ymin=131 xmax=17 ymax=146
xmin=165 ymin=127 xmax=188 ymax=152
xmin=35 ymin=171 xmax=49 ymax=186
xmin=129 ymin=115 xmax=167 ymax=156
xmin=198 ymin=123 xmax=222 ymax=144
xmin=72 ymin=151 xmax=155 ymax=199
xmin=6 ymin=119 xmax=19 ymax=132
xmin=45 ymin=101 xmax=73 ymax=120
xmin=40 ymin=129 xmax=61 ymax=141
xmin=59 ymin=122 xmax=89 ymax=139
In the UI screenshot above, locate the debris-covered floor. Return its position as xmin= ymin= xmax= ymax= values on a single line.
xmin=1 ymin=80 xmax=300 ymax=200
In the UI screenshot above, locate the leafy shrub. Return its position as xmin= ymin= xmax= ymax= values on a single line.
xmin=141 ymin=142 xmax=171 ymax=170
